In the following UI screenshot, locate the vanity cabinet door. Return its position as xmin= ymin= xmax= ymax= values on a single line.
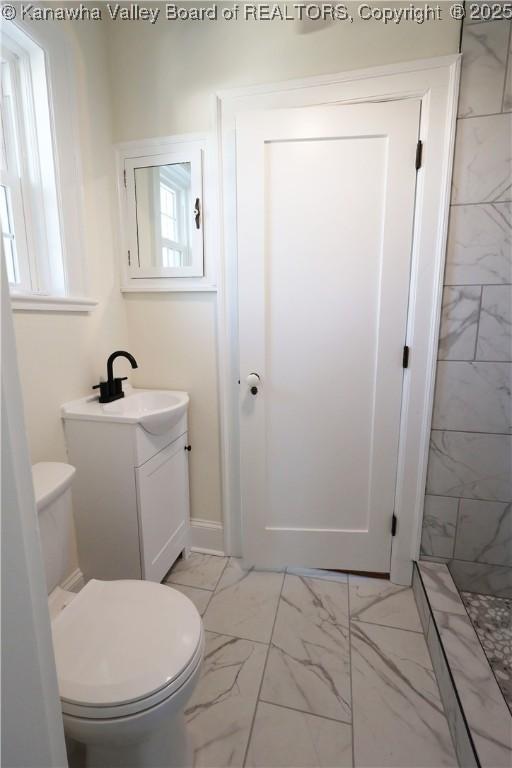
xmin=135 ymin=433 xmax=190 ymax=582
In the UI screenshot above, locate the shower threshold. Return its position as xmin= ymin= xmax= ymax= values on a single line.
xmin=413 ymin=561 xmax=512 ymax=768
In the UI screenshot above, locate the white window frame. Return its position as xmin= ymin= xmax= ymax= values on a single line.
xmin=2 ymin=19 xmax=96 ymax=313
xmin=116 ymin=134 xmax=217 ymax=292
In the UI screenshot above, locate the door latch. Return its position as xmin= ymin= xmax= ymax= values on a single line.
xmin=194 ymin=198 xmax=201 ymax=229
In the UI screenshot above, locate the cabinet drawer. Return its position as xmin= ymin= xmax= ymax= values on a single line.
xmin=135 ymin=433 xmax=190 ymax=582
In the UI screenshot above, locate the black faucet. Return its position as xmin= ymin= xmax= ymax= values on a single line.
xmin=92 ymin=351 xmax=138 ymax=403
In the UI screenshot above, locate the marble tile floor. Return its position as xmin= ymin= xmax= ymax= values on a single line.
xmin=164 ymin=554 xmax=458 ymax=768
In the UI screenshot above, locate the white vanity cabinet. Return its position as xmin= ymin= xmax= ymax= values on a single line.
xmin=62 ymin=392 xmax=190 ymax=583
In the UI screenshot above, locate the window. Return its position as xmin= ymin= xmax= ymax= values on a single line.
xmin=1 ymin=183 xmax=20 ymax=284
xmin=1 ymin=21 xmax=93 ymax=311
xmin=1 ymin=27 xmax=63 ymax=296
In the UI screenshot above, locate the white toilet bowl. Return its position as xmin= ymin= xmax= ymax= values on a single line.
xmin=53 ymin=580 xmax=203 ymax=768
xmin=33 ymin=462 xmax=203 ymax=768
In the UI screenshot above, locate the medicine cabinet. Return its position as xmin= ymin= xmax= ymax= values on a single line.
xmin=117 ymin=135 xmax=215 ymax=292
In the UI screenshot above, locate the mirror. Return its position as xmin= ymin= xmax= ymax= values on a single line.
xmin=134 ymin=162 xmax=192 ymax=270
xmin=119 ymin=139 xmax=205 ymax=286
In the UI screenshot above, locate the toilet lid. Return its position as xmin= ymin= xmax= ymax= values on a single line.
xmin=52 ymin=579 xmax=202 ymax=709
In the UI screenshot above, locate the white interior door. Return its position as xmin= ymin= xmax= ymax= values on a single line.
xmin=236 ymin=99 xmax=420 ymax=572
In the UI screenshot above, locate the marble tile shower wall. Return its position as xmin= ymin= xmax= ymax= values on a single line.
xmin=421 ymin=19 xmax=512 ymax=597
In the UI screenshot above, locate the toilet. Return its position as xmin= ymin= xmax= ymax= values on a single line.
xmin=32 ymin=461 xmax=204 ymax=768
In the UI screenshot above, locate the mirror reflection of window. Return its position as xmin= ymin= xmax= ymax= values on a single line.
xmin=134 ymin=162 xmax=192 ymax=270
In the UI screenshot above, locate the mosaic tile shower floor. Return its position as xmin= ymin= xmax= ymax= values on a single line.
xmin=460 ymin=591 xmax=512 ymax=714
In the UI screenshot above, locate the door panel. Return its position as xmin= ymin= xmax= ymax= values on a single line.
xmin=236 ymin=100 xmax=420 ymax=572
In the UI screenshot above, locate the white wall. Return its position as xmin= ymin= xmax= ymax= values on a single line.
xmin=107 ymin=12 xmax=460 ymax=527
xmin=108 ymin=11 xmax=460 ymax=140
xmin=124 ymin=292 xmax=223 ymax=525
xmin=13 ymin=20 xmax=131 ymax=577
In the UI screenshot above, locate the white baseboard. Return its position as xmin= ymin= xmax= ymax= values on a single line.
xmin=190 ymin=519 xmax=225 ymax=556
xmin=60 ymin=526 xmax=224 ymax=589
xmin=61 ymin=568 xmax=85 ymax=593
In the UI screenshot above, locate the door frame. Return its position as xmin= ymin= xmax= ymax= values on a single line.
xmin=214 ymin=55 xmax=461 ymax=585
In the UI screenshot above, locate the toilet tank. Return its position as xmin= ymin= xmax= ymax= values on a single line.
xmin=32 ymin=462 xmax=77 ymax=594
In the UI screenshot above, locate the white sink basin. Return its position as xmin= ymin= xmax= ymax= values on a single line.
xmin=103 ymin=390 xmax=188 ymax=435
xmin=61 ymin=387 xmax=189 ymax=435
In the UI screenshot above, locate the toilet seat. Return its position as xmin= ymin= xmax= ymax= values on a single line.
xmin=51 ymin=579 xmax=203 ymax=720
xmin=61 ymin=635 xmax=204 ymax=720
